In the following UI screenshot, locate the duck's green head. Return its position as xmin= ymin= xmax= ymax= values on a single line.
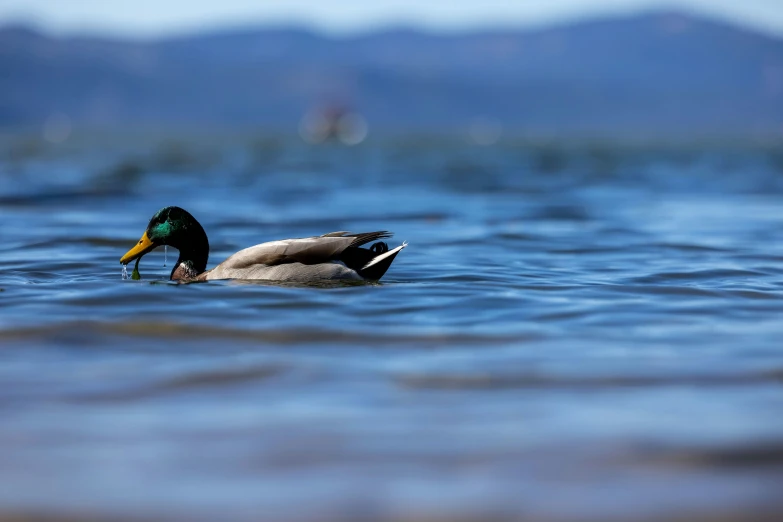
xmin=120 ymin=206 xmax=202 ymax=265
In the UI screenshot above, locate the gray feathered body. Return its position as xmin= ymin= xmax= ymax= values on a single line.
xmin=202 ymin=232 xmax=405 ymax=282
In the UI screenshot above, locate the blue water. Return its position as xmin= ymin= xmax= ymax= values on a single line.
xmin=1 ymin=133 xmax=783 ymax=521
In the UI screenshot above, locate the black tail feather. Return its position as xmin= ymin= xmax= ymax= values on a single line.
xmin=333 ymin=232 xmax=401 ymax=280
xmin=356 ymin=247 xmax=403 ymax=280
xmin=339 ymin=240 xmax=400 ymax=280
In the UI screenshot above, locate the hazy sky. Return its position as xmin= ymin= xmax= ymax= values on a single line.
xmin=1 ymin=0 xmax=782 ymax=37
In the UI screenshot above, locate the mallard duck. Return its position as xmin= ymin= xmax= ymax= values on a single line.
xmin=120 ymin=206 xmax=406 ymax=282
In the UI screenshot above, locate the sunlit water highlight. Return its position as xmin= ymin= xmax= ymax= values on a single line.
xmin=1 ymin=133 xmax=782 ymax=522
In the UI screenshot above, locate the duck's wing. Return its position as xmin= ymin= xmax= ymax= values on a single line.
xmin=206 ymin=231 xmax=399 ymax=281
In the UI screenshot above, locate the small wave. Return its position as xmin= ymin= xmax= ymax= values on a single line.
xmin=641 ymin=440 xmax=783 ymax=470
xmin=630 ymin=269 xmax=767 ymax=283
xmin=0 ymin=321 xmax=523 ymax=347
xmin=395 ymin=369 xmax=783 ymax=390
xmin=73 ymin=364 xmax=287 ymax=403
xmin=599 ymin=284 xmax=722 ymax=298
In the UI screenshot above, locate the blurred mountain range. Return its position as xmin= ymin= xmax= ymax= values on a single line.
xmin=1 ymin=10 xmax=782 ymax=136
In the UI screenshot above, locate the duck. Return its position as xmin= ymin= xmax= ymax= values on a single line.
xmin=120 ymin=206 xmax=406 ymax=282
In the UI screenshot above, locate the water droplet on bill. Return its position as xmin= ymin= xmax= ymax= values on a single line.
xmin=121 ymin=263 xmax=128 ymax=280
xmin=164 ymin=245 xmax=167 ymax=267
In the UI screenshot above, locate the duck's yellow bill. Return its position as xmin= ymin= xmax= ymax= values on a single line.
xmin=120 ymin=231 xmax=156 ymax=264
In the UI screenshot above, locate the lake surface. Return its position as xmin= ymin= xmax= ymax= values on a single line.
xmin=1 ymin=133 xmax=782 ymax=521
